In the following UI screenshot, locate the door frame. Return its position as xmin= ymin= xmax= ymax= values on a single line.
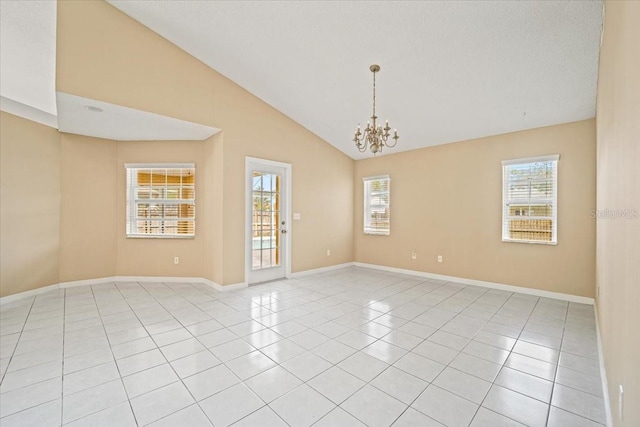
xmin=245 ymin=156 xmax=292 ymax=284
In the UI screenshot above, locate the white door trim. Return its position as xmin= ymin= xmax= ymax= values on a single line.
xmin=245 ymin=156 xmax=292 ymax=284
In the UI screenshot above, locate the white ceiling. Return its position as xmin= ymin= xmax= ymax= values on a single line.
xmin=0 ymin=1 xmax=57 ymax=117
xmin=57 ymin=93 xmax=219 ymax=141
xmin=1 ymin=1 xmax=603 ymax=158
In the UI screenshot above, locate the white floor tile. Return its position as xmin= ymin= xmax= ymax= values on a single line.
xmin=63 ymin=401 xmax=136 ymax=427
xmin=342 ymin=385 xmax=406 ymax=427
xmin=0 ymin=360 xmax=62 ymax=394
xmin=62 ymin=379 xmax=127 ymax=424
xmin=470 ymin=407 xmax=526 ymax=427
xmin=307 ymin=366 xmax=365 ymax=404
xmin=393 ymin=352 xmax=445 ymax=382
xmin=370 ymin=366 xmax=428 ymax=404
xmin=170 ymin=350 xmax=221 ymax=378
xmin=311 ymin=407 xmax=367 ymax=426
xmin=362 ymin=340 xmax=407 ymax=364
xmin=380 ymin=330 xmax=423 ymax=350
xmin=259 ymin=339 xmax=305 ymax=363
xmin=244 ymin=365 xmax=302 ymax=403
xmin=160 ymin=338 xmax=206 ymax=362
xmin=130 ymin=381 xmax=194 ymax=425
xmin=0 ymin=268 xmax=606 ymax=427
xmin=482 ymin=385 xmax=549 ymax=427
xmin=551 ymin=383 xmax=606 ymax=424
xmin=335 ymin=330 xmax=377 ymax=350
xmin=270 ymin=384 xmax=335 ymax=427
xmin=280 ymin=351 xmax=332 ymax=382
xmin=0 ymin=399 xmax=61 ymax=427
xmin=449 ymin=352 xmax=502 ymax=382
xmin=547 ymin=406 xmax=605 ymax=427
xmin=122 ymin=363 xmax=179 ymax=398
xmin=225 ymin=350 xmax=275 ymax=380
xmin=412 ymin=385 xmax=478 ymax=427
xmin=337 ymin=351 xmax=389 ymax=382
xmin=432 ymin=367 xmax=491 ymax=404
xmin=116 ymin=349 xmax=166 ymax=377
xmin=199 ymin=383 xmax=264 ymax=427
xmin=289 ymin=329 xmax=330 ymax=350
xmin=392 ymin=408 xmax=444 ymax=426
xmin=183 ymin=364 xmax=239 ymax=401
xmin=232 ymin=406 xmax=287 ymax=427
xmin=63 ymin=361 xmax=120 ymax=396
xmin=0 ymin=376 xmax=61 ymax=418
xmin=147 ymin=404 xmax=213 ymax=427
xmin=494 ymin=367 xmax=553 ymax=403
xmin=412 ymin=340 xmax=459 ymax=365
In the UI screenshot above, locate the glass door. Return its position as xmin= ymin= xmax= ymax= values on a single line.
xmin=246 ymin=159 xmax=289 ymax=284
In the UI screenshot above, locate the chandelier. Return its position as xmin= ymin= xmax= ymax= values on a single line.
xmin=353 ymin=64 xmax=399 ymax=154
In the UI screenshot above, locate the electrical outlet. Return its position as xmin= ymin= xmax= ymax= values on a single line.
xmin=437 ymin=255 xmax=443 ymax=263
xmin=174 ymin=257 xmax=179 ymax=265
xmin=326 ymin=249 xmax=331 ymax=256
xmin=411 ymin=252 xmax=417 ymax=260
xmin=619 ymin=385 xmax=624 ymax=420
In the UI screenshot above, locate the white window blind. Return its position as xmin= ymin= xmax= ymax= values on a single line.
xmin=364 ymin=175 xmax=390 ymax=235
xmin=125 ymin=163 xmax=195 ymax=238
xmin=502 ymin=155 xmax=558 ymax=244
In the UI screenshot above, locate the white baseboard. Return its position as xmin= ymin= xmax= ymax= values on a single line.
xmin=0 ymin=283 xmax=60 ymax=306
xmin=1 ymin=263 xmax=595 ymax=306
xmin=59 ymin=276 xmax=119 ymax=288
xmin=354 ymin=262 xmax=595 ymax=305
xmin=594 ymin=303 xmax=613 ymax=427
xmin=200 ymin=278 xmax=248 ymax=292
xmin=1 ymin=275 xmax=248 ymax=304
xmin=289 ymin=262 xmax=355 ymax=278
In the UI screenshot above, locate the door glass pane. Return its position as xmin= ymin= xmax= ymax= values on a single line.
xmin=252 ymin=171 xmax=281 ymax=270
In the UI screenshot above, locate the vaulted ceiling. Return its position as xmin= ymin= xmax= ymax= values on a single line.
xmin=1 ymin=1 xmax=603 ymax=158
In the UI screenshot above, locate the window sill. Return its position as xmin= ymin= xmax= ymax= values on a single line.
xmin=126 ymin=235 xmax=195 ymax=239
xmin=502 ymin=239 xmax=557 ymax=246
xmin=364 ymin=231 xmax=390 ymax=236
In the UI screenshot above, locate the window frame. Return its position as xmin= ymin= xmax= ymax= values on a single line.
xmin=501 ymin=155 xmax=559 ymax=245
xmin=363 ymin=175 xmax=391 ymax=236
xmin=125 ymin=163 xmax=196 ymax=239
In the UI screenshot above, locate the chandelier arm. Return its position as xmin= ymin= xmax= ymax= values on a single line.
xmin=385 ymin=134 xmax=399 ymax=148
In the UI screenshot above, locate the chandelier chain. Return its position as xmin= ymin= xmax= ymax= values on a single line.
xmin=372 ymin=69 xmax=376 ymax=119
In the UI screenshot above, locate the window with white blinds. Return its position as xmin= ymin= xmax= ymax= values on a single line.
xmin=125 ymin=163 xmax=195 ymax=238
xmin=502 ymin=155 xmax=558 ymax=244
xmin=364 ymin=175 xmax=390 ymax=235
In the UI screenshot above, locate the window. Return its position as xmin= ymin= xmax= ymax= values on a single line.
xmin=502 ymin=155 xmax=558 ymax=244
xmin=125 ymin=163 xmax=195 ymax=238
xmin=364 ymin=175 xmax=390 ymax=235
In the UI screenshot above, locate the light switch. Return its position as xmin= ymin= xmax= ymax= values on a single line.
xmin=293 ymin=213 xmax=302 ymax=220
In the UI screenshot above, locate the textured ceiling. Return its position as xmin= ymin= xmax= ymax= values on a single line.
xmin=0 ymin=1 xmax=57 ymax=116
xmin=108 ymin=0 xmax=603 ymax=159
xmin=0 ymin=1 xmax=603 ymax=157
xmin=56 ymin=93 xmax=220 ymax=141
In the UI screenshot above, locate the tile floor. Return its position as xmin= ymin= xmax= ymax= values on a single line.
xmin=0 ymin=267 xmax=607 ymax=426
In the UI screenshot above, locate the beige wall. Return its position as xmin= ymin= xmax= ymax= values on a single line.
xmin=59 ymin=134 xmax=117 ymax=281
xmin=0 ymin=112 xmax=61 ymax=297
xmin=115 ymin=139 xmax=208 ymax=278
xmin=596 ymin=2 xmax=640 ymax=426
xmin=355 ymin=120 xmax=596 ymax=297
xmin=55 ymin=0 xmax=354 ymax=286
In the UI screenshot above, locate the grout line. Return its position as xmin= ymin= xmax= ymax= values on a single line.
xmin=0 ymin=269 xmax=605 ymax=427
